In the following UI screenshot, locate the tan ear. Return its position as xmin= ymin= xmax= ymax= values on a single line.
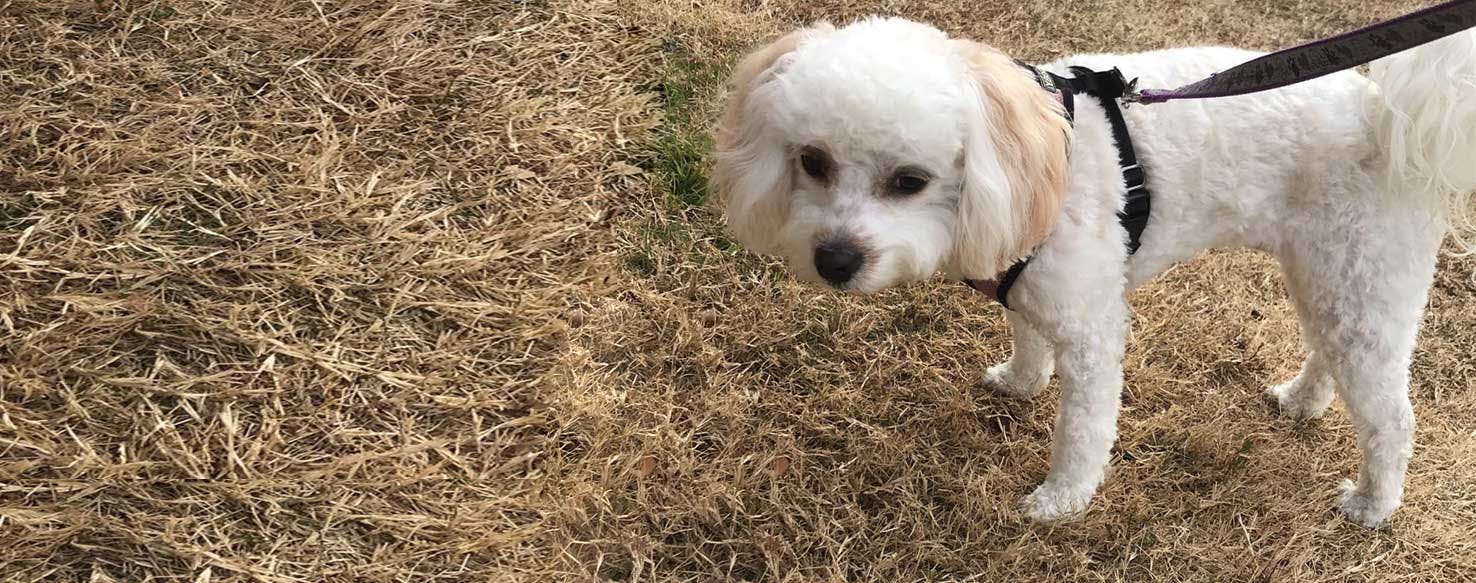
xmin=710 ymin=24 xmax=833 ymax=253
xmin=714 ymin=23 xmax=834 ymax=155
xmin=951 ymin=40 xmax=1071 ymax=276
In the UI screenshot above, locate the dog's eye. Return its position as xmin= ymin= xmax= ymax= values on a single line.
xmin=892 ymin=173 xmax=929 ymax=194
xmin=799 ymin=150 xmax=828 ymax=179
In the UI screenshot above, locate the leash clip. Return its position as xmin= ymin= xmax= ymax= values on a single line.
xmin=1120 ymin=76 xmax=1142 ymax=107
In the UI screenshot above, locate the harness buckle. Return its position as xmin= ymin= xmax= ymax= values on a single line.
xmin=1038 ymin=71 xmax=1059 ymax=93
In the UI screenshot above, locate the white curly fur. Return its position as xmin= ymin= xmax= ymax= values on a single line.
xmin=713 ymin=17 xmax=1476 ymax=527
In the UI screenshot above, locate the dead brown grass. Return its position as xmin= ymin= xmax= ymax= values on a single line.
xmin=0 ymin=0 xmax=1472 ymax=581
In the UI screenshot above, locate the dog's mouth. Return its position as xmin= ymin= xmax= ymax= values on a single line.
xmin=783 ymin=239 xmax=913 ymax=294
xmin=816 ymin=266 xmax=891 ymax=295
xmin=788 ymin=262 xmax=876 ymax=294
xmin=829 ymin=279 xmax=864 ymax=293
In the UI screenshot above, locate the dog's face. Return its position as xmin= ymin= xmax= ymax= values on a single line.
xmin=712 ymin=18 xmax=1070 ymax=293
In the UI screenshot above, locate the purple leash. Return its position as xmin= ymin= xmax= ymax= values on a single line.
xmin=1131 ymin=0 xmax=1476 ymax=105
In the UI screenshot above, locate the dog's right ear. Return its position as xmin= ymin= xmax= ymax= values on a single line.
xmin=949 ymin=39 xmax=1071 ymax=278
xmin=711 ymin=24 xmax=833 ymax=255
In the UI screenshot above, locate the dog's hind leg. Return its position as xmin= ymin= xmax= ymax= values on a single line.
xmin=1265 ymin=269 xmax=1338 ymax=419
xmin=985 ymin=310 xmax=1055 ymax=399
xmin=1266 ymin=350 xmax=1337 ymax=420
xmin=1278 ymin=210 xmax=1438 ymax=527
xmin=1327 ymin=311 xmax=1424 ymax=528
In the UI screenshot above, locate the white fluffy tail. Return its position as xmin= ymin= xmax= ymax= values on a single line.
xmin=1368 ymin=28 xmax=1476 ymax=252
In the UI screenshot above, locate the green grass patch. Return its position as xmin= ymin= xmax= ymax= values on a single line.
xmin=623 ymin=249 xmax=657 ymax=276
xmin=621 ymin=44 xmax=754 ymax=279
xmin=639 ymin=49 xmax=725 ymax=209
xmin=647 ymin=132 xmax=711 ymax=207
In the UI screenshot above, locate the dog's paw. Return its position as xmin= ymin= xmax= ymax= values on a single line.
xmin=984 ymin=362 xmax=1048 ymax=400
xmin=1021 ymin=483 xmax=1094 ymax=522
xmin=1336 ymin=479 xmax=1398 ymax=528
xmin=1264 ymin=380 xmax=1327 ymax=420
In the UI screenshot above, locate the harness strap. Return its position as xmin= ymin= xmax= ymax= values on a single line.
xmin=966 ymin=65 xmax=1151 ymax=308
xmin=1062 ymin=66 xmax=1152 ymax=255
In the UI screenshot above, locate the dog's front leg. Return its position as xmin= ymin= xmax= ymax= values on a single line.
xmin=984 ymin=310 xmax=1055 ymax=399
xmin=1020 ymin=299 xmax=1129 ymax=522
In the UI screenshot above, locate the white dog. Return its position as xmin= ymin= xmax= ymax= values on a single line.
xmin=711 ymin=17 xmax=1476 ymax=527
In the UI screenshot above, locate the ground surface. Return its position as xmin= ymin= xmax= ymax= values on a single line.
xmin=2 ymin=0 xmax=1474 ymax=581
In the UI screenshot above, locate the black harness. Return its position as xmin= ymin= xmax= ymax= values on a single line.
xmin=965 ymin=64 xmax=1152 ymax=308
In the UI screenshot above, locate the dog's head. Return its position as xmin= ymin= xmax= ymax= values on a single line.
xmin=712 ymin=17 xmax=1069 ymax=293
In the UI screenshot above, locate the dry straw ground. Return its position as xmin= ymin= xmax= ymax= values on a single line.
xmin=1 ymin=0 xmax=1473 ymax=581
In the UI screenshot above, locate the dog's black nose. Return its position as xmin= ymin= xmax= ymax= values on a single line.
xmin=814 ymin=241 xmax=864 ymax=285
